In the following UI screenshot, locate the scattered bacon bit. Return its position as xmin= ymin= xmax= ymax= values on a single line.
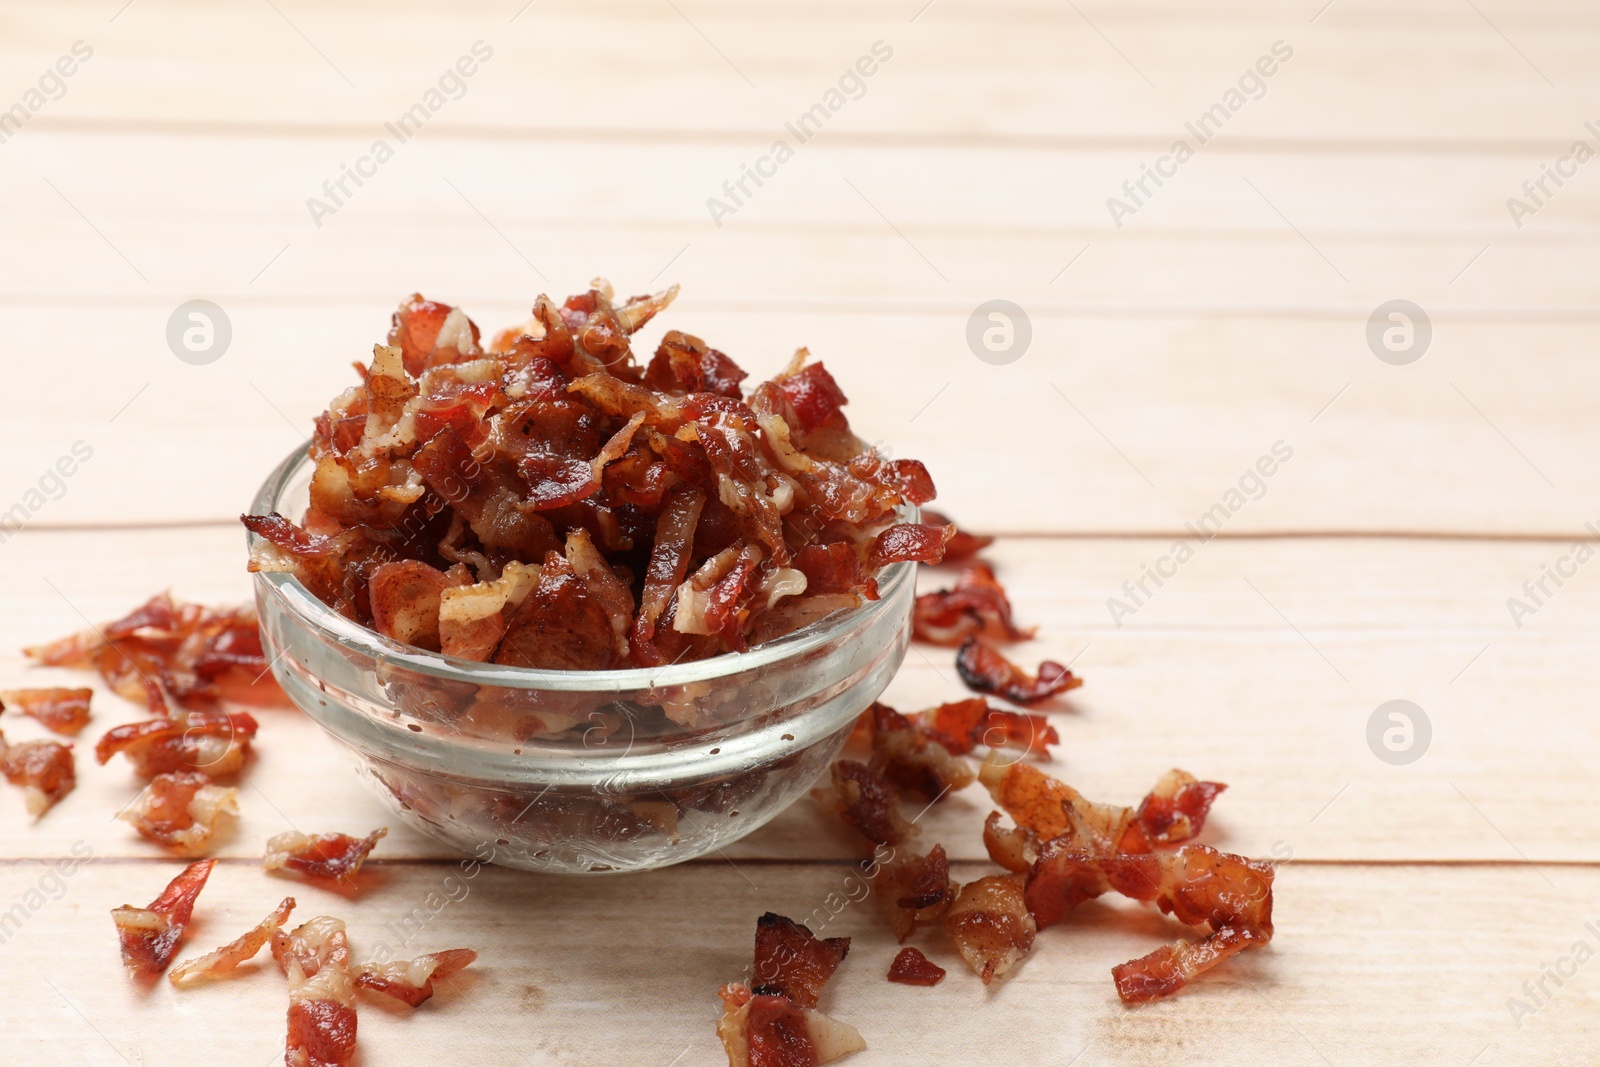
xmin=814 ymin=760 xmax=913 ymax=847
xmin=170 ymin=896 xmax=295 ymax=988
xmin=862 ymin=702 xmax=975 ymax=802
xmin=918 ymin=509 xmax=992 ymax=562
xmin=280 ymin=917 xmax=359 ymax=1067
xmin=246 ymin=281 xmax=935 ymax=675
xmin=920 ymin=697 xmax=1058 ymax=758
xmin=0 ymin=731 xmax=75 ymax=816
xmin=1029 ymin=840 xmax=1274 ymax=1003
xmin=876 ymin=845 xmax=956 ymax=942
xmin=980 ymin=755 xmax=1223 ymax=854
xmin=95 ymin=710 xmax=259 ymax=779
xmin=25 ymin=593 xmax=286 ymax=713
xmin=111 ymin=859 xmax=215 ymax=977
xmin=943 ymin=875 xmax=1036 ymax=986
xmin=120 ymin=771 xmax=239 ymax=855
xmin=955 ymin=638 xmax=1080 ymax=705
xmin=0 ymin=686 xmax=92 ymax=735
xmin=355 ymin=949 xmax=478 ymax=1007
xmin=717 ymin=912 xmax=864 ymax=1067
xmin=866 ymin=522 xmax=953 ymax=569
xmin=887 ymin=947 xmax=946 ymax=986
xmin=911 ymin=564 xmax=1033 ymax=646
xmin=716 ymin=983 xmax=866 ymax=1067
xmin=264 ymin=829 xmax=387 ymax=884
xmin=751 ymin=912 xmax=851 ymax=1009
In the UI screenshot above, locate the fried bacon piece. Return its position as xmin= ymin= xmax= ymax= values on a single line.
xmin=862 ymin=702 xmax=975 ymax=802
xmin=169 ymin=896 xmax=295 ymax=988
xmin=955 ymin=637 xmax=1080 ymax=705
xmin=111 ymin=859 xmax=214 ymax=977
xmin=0 ymin=731 xmax=75 ymax=816
xmin=245 ymin=281 xmax=936 ymax=673
xmin=25 ymin=593 xmax=286 ymax=713
xmin=264 ymin=829 xmax=387 ymax=884
xmin=120 ymin=771 xmax=239 ymax=855
xmin=279 ymin=917 xmax=359 ymax=1067
xmin=982 ymin=810 xmax=1038 ymax=874
xmin=887 ymin=947 xmax=945 ymax=986
xmin=716 ymin=983 xmax=867 ymax=1067
xmin=0 ymin=686 xmax=92 ymax=735
xmin=95 ymin=709 xmax=259 ymax=779
xmin=979 ymin=755 xmax=1222 ymax=854
xmin=814 ymin=760 xmax=913 ymax=847
xmin=355 ymin=949 xmax=478 ymax=1007
xmin=943 ymin=875 xmax=1036 ymax=986
xmin=717 ymin=912 xmax=864 ymax=1067
xmin=751 ymin=912 xmax=851 ymax=1008
xmin=920 ymin=697 xmax=1058 ymax=758
xmin=1027 ymin=839 xmax=1275 ymax=1003
xmin=918 ymin=509 xmax=992 ymax=562
xmin=875 ymin=844 xmax=956 ymax=942
xmin=911 ymin=564 xmax=1032 ymax=646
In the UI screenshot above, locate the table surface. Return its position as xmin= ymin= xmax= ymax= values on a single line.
xmin=2 ymin=2 xmax=1597 ymax=1064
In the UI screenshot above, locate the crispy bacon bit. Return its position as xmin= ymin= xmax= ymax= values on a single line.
xmin=887 ymin=947 xmax=946 ymax=986
xmin=0 ymin=732 xmax=75 ymax=816
xmin=111 ymin=859 xmax=215 ymax=977
xmin=814 ymin=760 xmax=913 ymax=847
xmin=955 ymin=638 xmax=1080 ymax=705
xmin=280 ymin=917 xmax=359 ymax=1067
xmin=918 ymin=509 xmax=992 ymax=561
xmin=876 ymin=845 xmax=956 ymax=942
xmin=751 ymin=913 xmax=850 ymax=1008
xmin=716 ymin=983 xmax=866 ymax=1067
xmin=245 ymin=282 xmax=935 ymax=675
xmin=920 ymin=697 xmax=1058 ymax=758
xmin=1028 ymin=840 xmax=1274 ymax=1003
xmin=719 ymin=911 xmax=863 ymax=1067
xmin=26 ymin=593 xmax=286 ymax=713
xmin=0 ymin=686 xmax=92 ymax=735
xmin=911 ymin=564 xmax=1033 ymax=646
xmin=120 ymin=771 xmax=239 ymax=855
xmin=264 ymin=829 xmax=387 ymax=884
xmin=355 ymin=949 xmax=478 ymax=1006
xmin=169 ymin=896 xmax=295 ymax=988
xmin=943 ymin=875 xmax=1036 ymax=986
xmin=862 ymin=702 xmax=975 ymax=802
xmin=865 ymin=522 xmax=953 ymax=569
xmin=95 ymin=710 xmax=259 ymax=779
xmin=980 ymin=755 xmax=1223 ymax=854
xmin=982 ymin=811 xmax=1038 ymax=874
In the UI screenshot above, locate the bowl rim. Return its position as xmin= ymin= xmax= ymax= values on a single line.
xmin=248 ymin=439 xmax=918 ymax=692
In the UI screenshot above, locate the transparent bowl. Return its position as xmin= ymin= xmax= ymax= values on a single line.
xmin=247 ymin=442 xmax=914 ymax=874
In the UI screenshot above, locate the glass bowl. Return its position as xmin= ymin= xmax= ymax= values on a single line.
xmin=247 ymin=442 xmax=914 ymax=874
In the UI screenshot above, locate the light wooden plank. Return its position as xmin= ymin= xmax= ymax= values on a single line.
xmin=0 ymin=857 xmax=1590 ymax=1066
xmin=2 ymin=527 xmax=1596 ymax=864
xmin=4 ymin=0 xmax=1599 ymax=146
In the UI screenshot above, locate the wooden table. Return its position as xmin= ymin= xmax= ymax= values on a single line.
xmin=2 ymin=1 xmax=1596 ymax=1063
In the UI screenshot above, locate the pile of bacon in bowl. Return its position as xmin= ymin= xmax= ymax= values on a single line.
xmin=244 ymin=280 xmax=950 ymax=672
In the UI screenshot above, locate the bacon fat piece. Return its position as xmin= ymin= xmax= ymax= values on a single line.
xmin=121 ymin=771 xmax=239 ymax=855
xmin=955 ymin=637 xmax=1080 ymax=705
xmin=280 ymin=917 xmax=359 ymax=1067
xmin=170 ymin=896 xmax=295 ymax=988
xmin=943 ymin=874 xmax=1036 ymax=986
xmin=111 ymin=859 xmax=215 ymax=977
xmin=716 ymin=983 xmax=866 ymax=1067
xmin=264 ymin=829 xmax=387 ymax=884
xmin=887 ymin=947 xmax=946 ymax=986
xmin=95 ymin=710 xmax=259 ymax=779
xmin=0 ymin=686 xmax=92 ymax=735
xmin=355 ymin=949 xmax=478 ymax=1007
xmin=0 ymin=731 xmax=75 ymax=816
xmin=876 ymin=844 xmax=956 ymax=943
xmin=911 ymin=564 xmax=1033 ymax=646
xmin=25 ymin=592 xmax=286 ymax=713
